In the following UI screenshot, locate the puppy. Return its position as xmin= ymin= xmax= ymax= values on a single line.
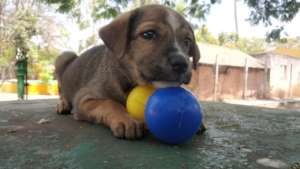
xmin=55 ymin=5 xmax=204 ymax=139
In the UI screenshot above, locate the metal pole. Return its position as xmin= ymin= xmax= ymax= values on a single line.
xmin=288 ymin=64 xmax=293 ymax=98
xmin=243 ymin=58 xmax=248 ymax=99
xmin=263 ymin=60 xmax=269 ymax=98
xmin=25 ymin=57 xmax=28 ymax=100
xmin=214 ymin=55 xmax=219 ymax=101
xmin=234 ymin=0 xmax=239 ymax=36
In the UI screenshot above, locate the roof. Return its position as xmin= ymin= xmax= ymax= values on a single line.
xmin=273 ymin=48 xmax=300 ymax=58
xmin=253 ymin=48 xmax=300 ymax=60
xmin=198 ymin=43 xmax=265 ymax=69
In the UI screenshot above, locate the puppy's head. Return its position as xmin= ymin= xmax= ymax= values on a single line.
xmin=100 ymin=5 xmax=200 ymax=87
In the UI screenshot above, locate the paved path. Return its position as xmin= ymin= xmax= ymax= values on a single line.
xmin=0 ymin=99 xmax=299 ymax=169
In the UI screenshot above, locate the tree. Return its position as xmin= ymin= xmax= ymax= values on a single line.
xmin=0 ymin=0 xmax=65 ymax=82
xmin=273 ymin=37 xmax=300 ymax=49
xmin=195 ymin=25 xmax=218 ymax=44
xmin=245 ymin=0 xmax=300 ymax=41
xmin=0 ymin=1 xmax=38 ymax=81
xmin=42 ymin=0 xmax=220 ymax=21
xmin=234 ymin=0 xmax=239 ymax=36
xmin=195 ymin=27 xmax=266 ymax=54
xmin=43 ymin=0 xmax=300 ymax=41
xmin=217 ymin=32 xmax=266 ymax=54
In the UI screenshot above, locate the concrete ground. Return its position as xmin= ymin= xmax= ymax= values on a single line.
xmin=1 ymin=92 xmax=300 ymax=109
xmin=0 ymin=99 xmax=299 ymax=169
xmin=224 ymin=98 xmax=300 ymax=109
xmin=0 ymin=92 xmax=58 ymax=101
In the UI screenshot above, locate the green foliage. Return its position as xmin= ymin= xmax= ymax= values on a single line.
xmin=219 ymin=33 xmax=266 ymax=54
xmin=42 ymin=0 xmax=299 ymax=41
xmin=185 ymin=0 xmax=217 ymax=19
xmin=44 ymin=0 xmax=219 ymax=22
xmin=159 ymin=0 xmax=221 ymax=21
xmin=39 ymin=0 xmax=299 ymax=52
xmin=245 ymin=0 xmax=300 ymax=25
xmin=92 ymin=4 xmax=119 ymax=20
xmin=244 ymin=0 xmax=300 ymax=41
xmin=195 ymin=27 xmax=266 ymax=54
xmin=0 ymin=47 xmax=16 ymax=65
xmin=174 ymin=0 xmax=186 ymax=15
xmin=235 ymin=37 xmax=266 ymax=54
xmin=0 ymin=9 xmax=38 ymax=70
xmin=28 ymin=44 xmax=59 ymax=82
xmin=41 ymin=0 xmax=78 ymax=12
xmin=266 ymin=27 xmax=284 ymax=42
xmin=218 ymin=32 xmax=239 ymax=45
xmin=12 ymin=11 xmax=38 ymax=54
xmin=273 ymin=37 xmax=300 ymax=49
xmin=195 ymin=25 xmax=218 ymax=45
xmin=0 ymin=0 xmax=61 ymax=81
xmin=43 ymin=0 xmax=299 ymax=26
xmin=38 ymin=61 xmax=54 ymax=83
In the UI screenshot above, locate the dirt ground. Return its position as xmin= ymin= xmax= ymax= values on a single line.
xmin=0 ymin=99 xmax=299 ymax=169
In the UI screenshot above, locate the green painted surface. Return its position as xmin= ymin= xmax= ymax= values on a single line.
xmin=0 ymin=100 xmax=299 ymax=169
xmin=15 ymin=58 xmax=28 ymax=99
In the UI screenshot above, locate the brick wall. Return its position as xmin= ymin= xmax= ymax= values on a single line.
xmin=187 ymin=64 xmax=267 ymax=100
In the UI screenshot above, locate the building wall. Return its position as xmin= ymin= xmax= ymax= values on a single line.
xmin=270 ymin=55 xmax=300 ymax=98
xmin=187 ymin=64 xmax=267 ymax=100
xmin=256 ymin=54 xmax=300 ymax=98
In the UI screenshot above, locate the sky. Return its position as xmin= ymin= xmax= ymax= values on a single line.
xmin=55 ymin=1 xmax=300 ymax=52
xmin=205 ymin=1 xmax=300 ymax=38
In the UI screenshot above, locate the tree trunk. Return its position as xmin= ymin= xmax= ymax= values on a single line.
xmin=234 ymin=0 xmax=239 ymax=41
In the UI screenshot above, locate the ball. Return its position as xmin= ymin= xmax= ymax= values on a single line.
xmin=145 ymin=87 xmax=202 ymax=144
xmin=126 ymin=85 xmax=156 ymax=121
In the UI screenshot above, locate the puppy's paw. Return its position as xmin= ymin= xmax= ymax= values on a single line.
xmin=110 ymin=115 xmax=144 ymax=139
xmin=56 ymin=100 xmax=71 ymax=114
xmin=196 ymin=123 xmax=207 ymax=135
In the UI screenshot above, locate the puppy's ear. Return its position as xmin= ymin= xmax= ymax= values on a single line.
xmin=99 ymin=10 xmax=136 ymax=58
xmin=190 ymin=41 xmax=201 ymax=70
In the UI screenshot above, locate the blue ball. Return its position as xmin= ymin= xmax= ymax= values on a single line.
xmin=145 ymin=87 xmax=202 ymax=144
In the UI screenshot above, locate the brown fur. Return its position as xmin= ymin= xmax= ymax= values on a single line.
xmin=55 ymin=5 xmax=204 ymax=139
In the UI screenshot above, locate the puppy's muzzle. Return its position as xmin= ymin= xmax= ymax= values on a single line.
xmin=169 ymin=54 xmax=191 ymax=84
xmin=170 ymin=54 xmax=188 ymax=74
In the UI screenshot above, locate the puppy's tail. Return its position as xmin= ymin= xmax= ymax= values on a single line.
xmin=55 ymin=51 xmax=77 ymax=80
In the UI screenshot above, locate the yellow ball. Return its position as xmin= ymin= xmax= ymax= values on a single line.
xmin=126 ymin=85 xmax=156 ymax=122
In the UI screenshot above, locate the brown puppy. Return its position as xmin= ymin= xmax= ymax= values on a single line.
xmin=55 ymin=5 xmax=204 ymax=139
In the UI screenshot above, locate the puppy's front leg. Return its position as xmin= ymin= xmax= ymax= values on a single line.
xmin=75 ymin=99 xmax=144 ymax=139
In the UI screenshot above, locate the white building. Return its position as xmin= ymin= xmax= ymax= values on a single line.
xmin=254 ymin=48 xmax=300 ymax=98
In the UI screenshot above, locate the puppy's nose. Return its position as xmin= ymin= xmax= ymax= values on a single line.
xmin=170 ymin=54 xmax=188 ymax=73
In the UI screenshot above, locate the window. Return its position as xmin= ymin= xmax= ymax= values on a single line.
xmin=298 ymin=72 xmax=300 ymax=85
xmin=280 ymin=65 xmax=288 ymax=80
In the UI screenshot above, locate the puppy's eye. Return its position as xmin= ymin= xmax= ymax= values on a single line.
xmin=141 ymin=30 xmax=157 ymax=40
xmin=183 ymin=38 xmax=192 ymax=48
